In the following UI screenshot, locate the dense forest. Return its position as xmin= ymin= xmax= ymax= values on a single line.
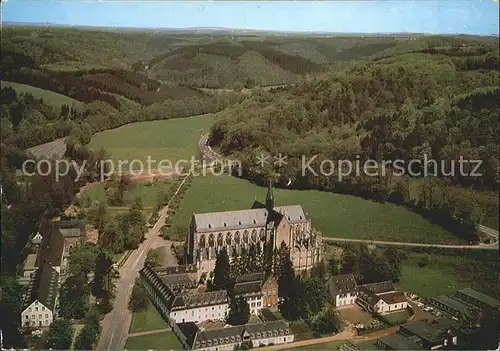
xmin=210 ymin=39 xmax=500 ymax=239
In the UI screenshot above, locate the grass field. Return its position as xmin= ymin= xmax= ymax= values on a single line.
xmin=168 ymin=174 xmax=464 ymax=245
xmin=88 ymin=114 xmax=214 ymax=170
xmin=81 ymin=179 xmax=177 ymax=207
xmin=1 ymin=81 xmax=83 ymax=111
xmin=397 ymin=253 xmax=496 ymax=298
xmin=125 ymin=332 xmax=183 ymax=350
xmin=378 ymin=310 xmax=412 ymax=326
xmin=129 ymin=302 xmax=168 ymax=334
xmin=27 ymin=138 xmax=67 ymax=159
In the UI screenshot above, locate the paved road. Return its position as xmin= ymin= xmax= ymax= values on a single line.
xmin=199 ymin=133 xmax=220 ymax=164
xmin=198 ymin=135 xmax=498 ymax=252
xmin=96 ymin=176 xmax=187 ymax=351
xmin=322 ymin=236 xmax=498 ymax=250
xmin=478 ymin=224 xmax=499 ymax=241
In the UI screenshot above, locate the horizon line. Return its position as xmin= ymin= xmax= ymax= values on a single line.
xmin=3 ymin=21 xmax=499 ymax=37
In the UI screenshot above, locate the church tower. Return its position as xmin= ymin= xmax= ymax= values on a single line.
xmin=265 ymin=180 xmax=274 ymax=212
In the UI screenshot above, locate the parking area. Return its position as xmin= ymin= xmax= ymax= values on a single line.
xmin=406 ymin=293 xmax=442 ymax=321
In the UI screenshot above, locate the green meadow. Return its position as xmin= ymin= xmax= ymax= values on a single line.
xmin=129 ymin=302 xmax=168 ymax=334
xmin=88 ymin=114 xmax=214 ymax=169
xmin=125 ymin=332 xmax=182 ymax=350
xmin=1 ymin=80 xmax=83 ymax=112
xmin=168 ymin=174 xmax=464 ymax=245
xmin=397 ymin=252 xmax=497 ymax=298
xmin=81 ymin=179 xmax=179 ymax=208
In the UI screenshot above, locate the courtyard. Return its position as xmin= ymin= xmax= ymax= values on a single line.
xmin=338 ymin=305 xmax=374 ymax=327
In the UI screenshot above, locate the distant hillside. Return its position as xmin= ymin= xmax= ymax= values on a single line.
xmin=210 ymin=37 xmax=500 ymax=234
xmin=146 ymin=36 xmax=418 ymax=88
xmin=3 ymin=26 xmax=497 ymax=115
xmin=1 ymin=81 xmax=83 ymax=112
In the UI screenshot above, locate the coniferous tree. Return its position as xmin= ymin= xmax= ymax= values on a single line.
xmin=227 ymin=296 xmax=250 ymax=325
xmin=45 ymin=319 xmax=74 ymax=350
xmin=128 ymin=283 xmax=149 ymax=312
xmin=213 ymin=247 xmax=231 ymax=291
xmin=74 ymin=309 xmax=100 ymax=350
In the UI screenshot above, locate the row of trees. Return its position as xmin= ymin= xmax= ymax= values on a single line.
xmin=162 ymin=174 xmax=193 ymax=241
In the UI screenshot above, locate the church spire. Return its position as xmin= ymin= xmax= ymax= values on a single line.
xmin=265 ymin=179 xmax=274 ymax=212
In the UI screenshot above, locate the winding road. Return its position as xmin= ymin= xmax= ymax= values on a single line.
xmin=199 ymin=133 xmax=220 ymax=164
xmin=198 ymin=134 xmax=498 ymax=251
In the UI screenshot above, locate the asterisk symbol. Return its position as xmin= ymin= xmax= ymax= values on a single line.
xmin=255 ymin=153 xmax=270 ymax=168
xmin=274 ymin=153 xmax=288 ymax=167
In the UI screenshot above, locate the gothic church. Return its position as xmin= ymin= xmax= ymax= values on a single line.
xmin=185 ymin=183 xmax=323 ymax=275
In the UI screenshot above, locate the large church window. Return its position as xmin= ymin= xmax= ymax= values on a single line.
xmin=251 ymin=230 xmax=257 ymax=243
xmin=243 ymin=231 xmax=249 ymax=244
xmin=226 ymin=232 xmax=232 ymax=246
xmin=209 ymin=234 xmax=215 ymax=247
xmin=234 ymin=232 xmax=241 ymax=245
xmin=259 ymin=229 xmax=265 ymax=241
xmin=217 ymin=233 xmax=223 ymax=246
xmin=199 ymin=234 xmax=206 ymax=248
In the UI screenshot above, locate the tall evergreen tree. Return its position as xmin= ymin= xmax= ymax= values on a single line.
xmin=45 ymin=319 xmax=74 ymax=350
xmin=213 ymin=247 xmax=231 ymax=291
xmin=227 ymin=296 xmax=250 ymax=325
xmin=276 ymin=242 xmax=295 ymax=299
xmin=74 ymin=309 xmax=100 ymax=350
xmin=58 ymin=272 xmax=89 ymax=319
xmin=128 ymin=283 xmax=149 ymax=312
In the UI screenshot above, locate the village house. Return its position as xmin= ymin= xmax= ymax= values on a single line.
xmin=155 ymin=264 xmax=199 ymax=291
xmin=326 ymin=274 xmax=358 ymax=307
xmin=399 ymin=319 xmax=459 ymax=350
xmin=234 ymin=273 xmax=265 ymax=315
xmin=20 ymin=219 xmax=85 ymax=285
xmin=340 ymin=318 xmax=461 ymax=351
xmin=58 ymin=220 xmax=86 ymax=276
xmin=429 ymin=295 xmax=474 ymax=319
xmin=261 ymin=275 xmax=279 ymax=310
xmin=375 ymin=333 xmax=425 ymax=350
xmin=20 ymin=220 xmax=67 ymax=328
xmin=19 ymin=253 xmax=38 ymax=286
xmin=169 ymin=290 xmax=229 ymax=324
xmin=139 ymin=265 xmax=229 ymax=325
xmin=20 ymin=262 xmax=59 ymax=328
xmin=357 ymin=281 xmax=408 ymax=315
xmin=179 ymin=320 xmax=295 ymax=351
xmin=455 ymin=288 xmax=499 ymax=311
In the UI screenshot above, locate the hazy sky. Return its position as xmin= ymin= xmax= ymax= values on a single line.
xmin=2 ymin=1 xmax=499 ymax=35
